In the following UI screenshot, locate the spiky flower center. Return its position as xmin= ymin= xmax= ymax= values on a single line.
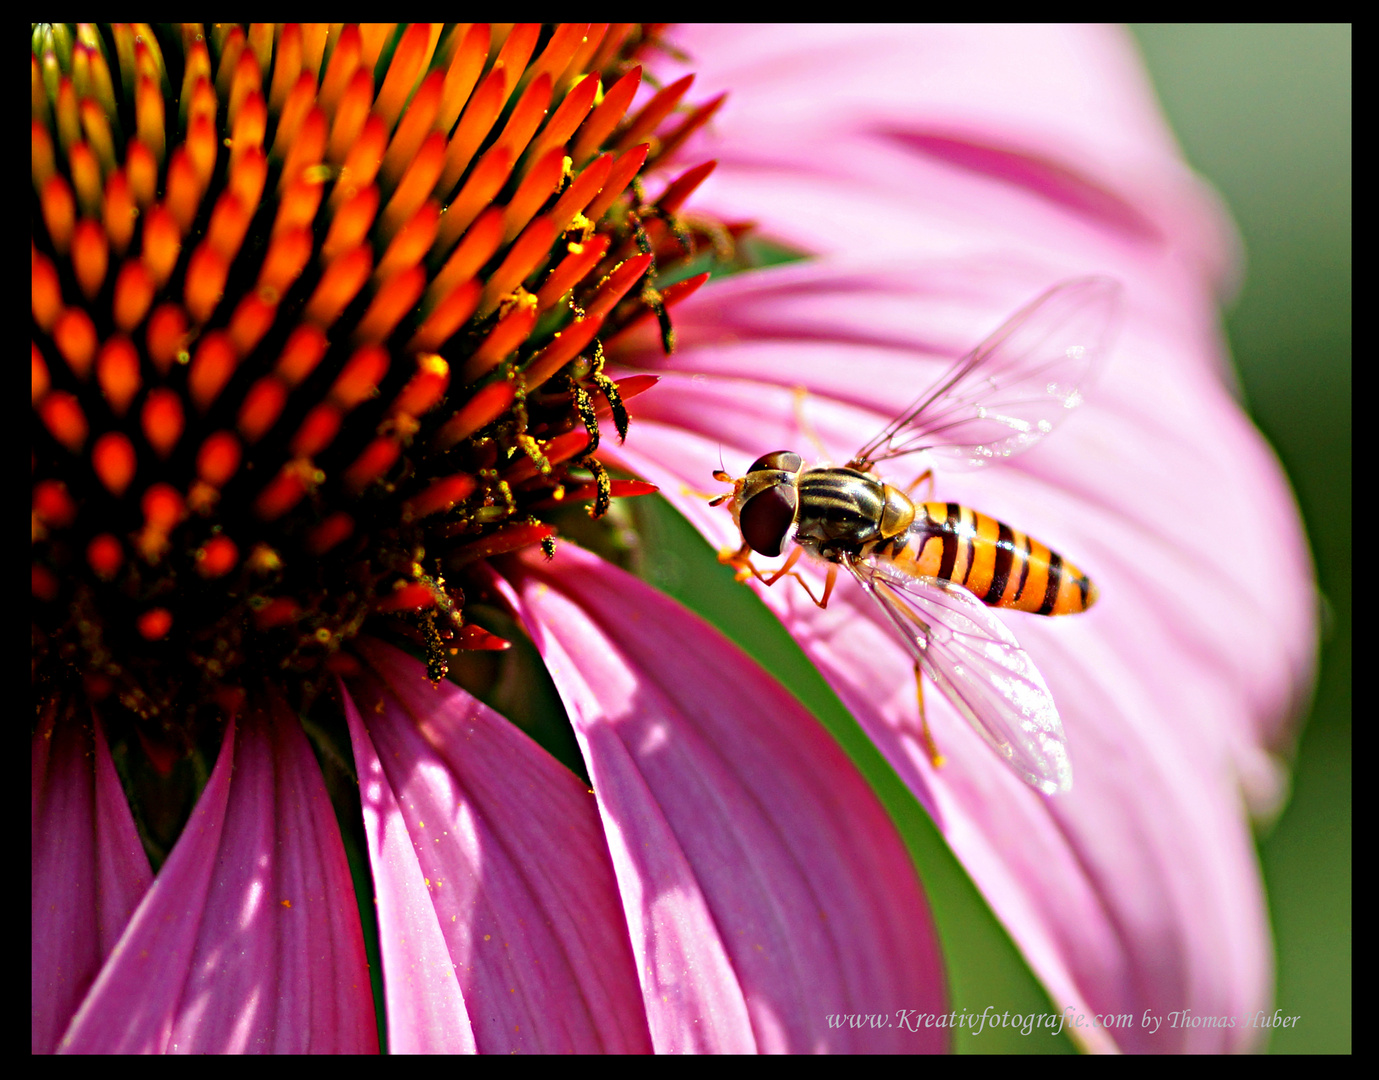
xmin=32 ymin=23 xmax=727 ymax=747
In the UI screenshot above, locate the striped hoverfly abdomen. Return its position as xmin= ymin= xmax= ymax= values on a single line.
xmin=870 ymin=501 xmax=1098 ymax=616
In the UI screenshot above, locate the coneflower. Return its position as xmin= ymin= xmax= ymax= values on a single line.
xmin=32 ymin=22 xmax=721 ymax=765
xmin=33 ymin=23 xmax=1318 ymax=1055
xmin=33 ymin=23 xmax=945 ymax=1054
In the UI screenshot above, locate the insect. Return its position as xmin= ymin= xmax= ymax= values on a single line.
xmin=711 ymin=277 xmax=1121 ymax=795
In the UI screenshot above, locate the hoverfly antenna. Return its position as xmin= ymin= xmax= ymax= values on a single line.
xmin=709 ymin=446 xmax=735 ymax=505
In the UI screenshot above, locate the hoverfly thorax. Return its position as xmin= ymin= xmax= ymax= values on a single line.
xmin=792 ymin=469 xmax=917 ymax=561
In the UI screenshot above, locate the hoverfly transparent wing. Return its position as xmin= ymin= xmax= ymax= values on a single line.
xmin=851 ymin=277 xmax=1121 ymax=471
xmin=848 ymin=557 xmax=1073 ymax=794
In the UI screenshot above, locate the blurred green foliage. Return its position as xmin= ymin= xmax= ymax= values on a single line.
xmin=1131 ymin=24 xmax=1351 ymax=1054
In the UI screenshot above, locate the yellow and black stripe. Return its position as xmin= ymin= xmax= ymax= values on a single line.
xmin=872 ymin=502 xmax=1097 ymax=615
xmin=794 ymin=468 xmax=888 ymax=547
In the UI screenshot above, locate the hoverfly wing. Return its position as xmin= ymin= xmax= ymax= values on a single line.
xmin=851 ymin=277 xmax=1121 ymax=471
xmin=849 ymin=558 xmax=1073 ymax=794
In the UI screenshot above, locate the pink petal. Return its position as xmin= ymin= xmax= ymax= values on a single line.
xmin=613 ymin=259 xmax=1313 ymax=765
xmin=57 ymin=704 xmax=377 ymax=1053
xmin=661 ymin=25 xmax=1234 ymax=286
xmin=503 ymin=545 xmax=946 ymax=1053
xmin=342 ymin=638 xmax=652 ymax=1053
xmin=32 ymin=705 xmax=152 ymax=1054
xmin=600 ymin=253 xmax=1311 ymax=1050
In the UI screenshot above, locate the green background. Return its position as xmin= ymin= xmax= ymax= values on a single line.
xmin=1133 ymin=24 xmax=1351 ymax=1054
xmin=629 ymin=24 xmax=1351 ymax=1053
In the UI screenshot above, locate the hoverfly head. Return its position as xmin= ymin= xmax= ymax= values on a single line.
xmin=734 ymin=450 xmax=804 ymax=558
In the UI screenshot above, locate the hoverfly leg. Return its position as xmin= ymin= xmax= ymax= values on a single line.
xmin=817 ymin=562 xmax=839 ymax=608
xmin=760 ymin=544 xmax=804 ymax=586
xmin=904 ymin=468 xmax=935 ymax=500
xmin=792 ymin=385 xmax=830 ymax=460
xmin=723 ymin=543 xmax=837 ymax=609
xmin=763 ymin=549 xmax=837 ymax=609
xmin=914 ymin=664 xmax=948 ymax=770
xmin=718 ymin=540 xmax=758 ymax=582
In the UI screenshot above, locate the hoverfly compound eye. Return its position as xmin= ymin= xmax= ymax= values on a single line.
xmin=748 ymin=450 xmax=803 ymax=474
xmin=739 ymin=483 xmax=797 ymax=557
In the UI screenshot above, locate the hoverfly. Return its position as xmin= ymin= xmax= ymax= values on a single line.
xmin=711 ymin=278 xmax=1121 ymax=795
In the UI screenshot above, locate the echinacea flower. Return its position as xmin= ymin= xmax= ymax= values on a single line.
xmin=32 ymin=23 xmax=1316 ymax=1056
xmin=33 ymin=23 xmax=944 ymax=1054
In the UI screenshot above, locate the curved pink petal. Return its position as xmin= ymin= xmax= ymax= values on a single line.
xmin=503 ymin=544 xmax=946 ymax=1053
xmin=587 ymin=25 xmax=1316 ymax=1052
xmin=342 ymin=638 xmax=653 ymax=1054
xmin=32 ymin=706 xmax=153 ymax=1054
xmin=610 ymin=258 xmax=1314 ymax=768
xmin=606 ymin=254 xmax=1309 ymax=1051
xmin=57 ymin=703 xmax=377 ymax=1053
xmin=661 ymin=25 xmax=1235 ymax=289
